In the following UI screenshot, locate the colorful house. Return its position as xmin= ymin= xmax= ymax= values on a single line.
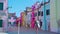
xmin=29 ymin=0 xmax=50 ymax=31
xmin=25 ymin=7 xmax=32 ymax=27
xmin=37 ymin=0 xmax=50 ymax=31
xmin=8 ymin=13 xmax=17 ymax=26
xmin=16 ymin=17 xmax=20 ymax=26
xmin=30 ymin=5 xmax=36 ymax=28
xmin=0 ymin=0 xmax=8 ymax=32
xmin=50 ymin=0 xmax=60 ymax=33
xmin=20 ymin=12 xmax=26 ymax=26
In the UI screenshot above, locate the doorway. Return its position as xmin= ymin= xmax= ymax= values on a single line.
xmin=0 ymin=20 xmax=3 ymax=27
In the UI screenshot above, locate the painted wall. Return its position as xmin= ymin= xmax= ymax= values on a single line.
xmin=39 ymin=2 xmax=50 ymax=31
xmin=0 ymin=0 xmax=8 ymax=32
xmin=3 ymin=0 xmax=8 ymax=32
xmin=55 ymin=0 xmax=60 ymax=33
xmin=50 ymin=0 xmax=60 ymax=33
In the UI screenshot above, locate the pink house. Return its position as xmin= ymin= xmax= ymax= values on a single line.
xmin=31 ymin=5 xmax=35 ymax=28
xmin=0 ymin=0 xmax=8 ymax=32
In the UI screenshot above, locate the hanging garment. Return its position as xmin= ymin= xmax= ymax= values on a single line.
xmin=35 ymin=20 xmax=40 ymax=28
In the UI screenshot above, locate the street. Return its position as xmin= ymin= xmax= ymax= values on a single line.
xmin=8 ymin=26 xmax=58 ymax=34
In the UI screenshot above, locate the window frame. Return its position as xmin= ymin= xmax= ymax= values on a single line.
xmin=0 ymin=3 xmax=3 ymax=10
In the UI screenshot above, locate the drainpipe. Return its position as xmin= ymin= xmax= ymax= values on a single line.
xmin=43 ymin=0 xmax=47 ymax=30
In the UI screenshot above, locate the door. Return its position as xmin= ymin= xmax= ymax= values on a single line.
xmin=0 ymin=20 xmax=3 ymax=27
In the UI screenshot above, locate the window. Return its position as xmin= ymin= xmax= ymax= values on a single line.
xmin=8 ymin=16 xmax=11 ymax=19
xmin=34 ymin=11 xmax=41 ymax=16
xmin=41 ymin=11 xmax=43 ymax=16
xmin=35 ymin=13 xmax=37 ymax=17
xmin=13 ymin=16 xmax=17 ymax=19
xmin=8 ymin=22 xmax=11 ymax=24
xmin=38 ymin=11 xmax=41 ymax=16
xmin=0 ymin=3 xmax=3 ymax=10
xmin=46 ymin=9 xmax=50 ymax=15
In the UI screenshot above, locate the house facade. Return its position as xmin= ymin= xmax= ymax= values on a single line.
xmin=0 ymin=0 xmax=8 ymax=32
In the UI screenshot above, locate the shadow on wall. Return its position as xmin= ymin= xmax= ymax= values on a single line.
xmin=57 ymin=19 xmax=60 ymax=34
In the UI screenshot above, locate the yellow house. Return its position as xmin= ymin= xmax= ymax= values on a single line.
xmin=21 ymin=12 xmax=26 ymax=26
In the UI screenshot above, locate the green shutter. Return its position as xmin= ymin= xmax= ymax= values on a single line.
xmin=0 ymin=20 xmax=2 ymax=27
xmin=0 ymin=3 xmax=3 ymax=10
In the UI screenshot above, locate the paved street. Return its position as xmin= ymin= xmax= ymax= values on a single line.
xmin=8 ymin=26 xmax=59 ymax=34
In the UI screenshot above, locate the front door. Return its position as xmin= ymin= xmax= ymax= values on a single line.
xmin=0 ymin=20 xmax=3 ymax=27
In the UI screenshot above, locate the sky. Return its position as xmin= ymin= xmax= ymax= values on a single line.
xmin=8 ymin=0 xmax=43 ymax=17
